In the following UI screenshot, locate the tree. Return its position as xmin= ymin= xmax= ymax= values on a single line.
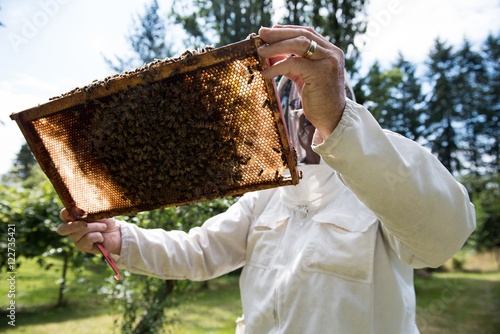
xmin=461 ymin=173 xmax=500 ymax=269
xmin=423 ymin=35 xmax=499 ymax=176
xmin=357 ymin=56 xmax=425 ymax=141
xmin=453 ymin=39 xmax=488 ymax=175
xmin=104 ymin=0 xmax=177 ymax=72
xmin=424 ymin=38 xmax=462 ymax=174
xmin=110 ymin=199 xmax=235 ymax=333
xmin=479 ymin=33 xmax=500 ymax=174
xmin=173 ymin=0 xmax=273 ymax=47
xmin=385 ymin=54 xmax=425 ymax=141
xmin=279 ymin=0 xmax=368 ymax=73
xmin=10 ymin=142 xmax=36 ymax=180
xmin=356 ymin=60 xmax=403 ymax=128
xmin=0 ymin=164 xmax=90 ymax=307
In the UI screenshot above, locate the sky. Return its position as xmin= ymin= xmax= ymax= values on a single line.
xmin=0 ymin=0 xmax=499 ymax=175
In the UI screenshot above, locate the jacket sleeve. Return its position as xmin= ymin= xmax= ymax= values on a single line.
xmin=312 ymin=99 xmax=476 ymax=268
xmin=114 ymin=192 xmax=258 ymax=280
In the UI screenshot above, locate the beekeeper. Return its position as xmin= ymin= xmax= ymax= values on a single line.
xmin=58 ymin=25 xmax=475 ymax=333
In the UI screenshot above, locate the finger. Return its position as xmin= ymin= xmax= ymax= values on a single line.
xmin=259 ymin=35 xmax=315 ymax=58
xmin=59 ymin=208 xmax=74 ymax=223
xmin=97 ymin=218 xmax=119 ymax=231
xmin=57 ymin=220 xmax=87 ymax=236
xmin=74 ymin=232 xmax=104 ymax=253
xmin=259 ymin=26 xmax=330 ymax=49
xmin=68 ymin=222 xmax=107 ymax=244
xmin=261 ymin=56 xmax=318 ymax=81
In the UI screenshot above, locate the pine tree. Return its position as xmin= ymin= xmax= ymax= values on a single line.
xmin=358 ymin=60 xmax=403 ymax=129
xmin=424 ymin=38 xmax=462 ymax=174
xmin=10 ymin=143 xmax=37 ymax=180
xmin=480 ymin=33 xmax=500 ymax=173
xmin=104 ymin=0 xmax=176 ymax=72
xmin=386 ymin=53 xmax=425 ymax=141
xmin=454 ymin=39 xmax=487 ymax=174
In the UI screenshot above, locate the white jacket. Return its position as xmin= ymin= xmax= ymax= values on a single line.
xmin=115 ymin=100 xmax=476 ymax=333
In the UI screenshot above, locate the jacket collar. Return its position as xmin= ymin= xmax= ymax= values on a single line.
xmin=279 ymin=159 xmax=346 ymax=212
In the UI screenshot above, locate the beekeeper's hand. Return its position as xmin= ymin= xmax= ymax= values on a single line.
xmin=58 ymin=208 xmax=121 ymax=255
xmin=258 ymin=25 xmax=347 ymax=141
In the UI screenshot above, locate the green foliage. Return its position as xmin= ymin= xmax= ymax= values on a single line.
xmin=462 ymin=173 xmax=500 ymax=251
xmin=357 ymin=60 xmax=403 ymax=123
xmin=0 ymin=165 xmax=63 ymax=266
xmin=0 ymin=164 xmax=95 ymax=306
xmin=115 ymin=276 xmax=176 ymax=334
xmin=173 ymin=0 xmax=273 ymax=47
xmin=106 ymin=198 xmax=236 ymax=333
xmin=388 ymin=54 xmax=426 ymax=141
xmin=357 ymin=54 xmax=426 ymax=141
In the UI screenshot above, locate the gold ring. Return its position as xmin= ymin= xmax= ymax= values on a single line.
xmin=302 ymin=40 xmax=317 ymax=59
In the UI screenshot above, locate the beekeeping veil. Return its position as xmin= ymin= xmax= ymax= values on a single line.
xmin=277 ymin=71 xmax=355 ymax=165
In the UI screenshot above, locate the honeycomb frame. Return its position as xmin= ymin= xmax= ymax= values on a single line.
xmin=10 ymin=36 xmax=300 ymax=220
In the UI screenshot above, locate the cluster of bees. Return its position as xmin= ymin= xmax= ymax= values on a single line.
xmin=88 ymin=56 xmax=262 ymax=206
xmin=42 ymin=39 xmax=294 ymax=211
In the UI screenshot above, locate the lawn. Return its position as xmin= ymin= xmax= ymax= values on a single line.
xmin=1 ymin=253 xmax=499 ymax=333
xmin=415 ymin=271 xmax=500 ymax=334
xmin=0 ymin=256 xmax=119 ymax=333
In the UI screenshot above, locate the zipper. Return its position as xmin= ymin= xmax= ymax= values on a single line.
xmin=273 ymin=205 xmax=309 ymax=332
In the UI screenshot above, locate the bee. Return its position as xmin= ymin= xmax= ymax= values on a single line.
xmin=239 ymin=156 xmax=251 ymax=165
xmin=281 ymin=152 xmax=290 ymax=166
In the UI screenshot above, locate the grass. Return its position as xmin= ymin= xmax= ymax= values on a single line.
xmin=163 ymin=276 xmax=242 ymax=333
xmin=1 ymin=253 xmax=499 ymax=333
xmin=0 ymin=256 xmax=119 ymax=333
xmin=415 ymin=271 xmax=500 ymax=334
